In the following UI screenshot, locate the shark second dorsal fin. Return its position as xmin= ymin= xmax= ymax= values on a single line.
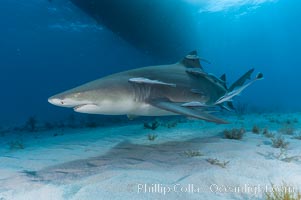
xmin=220 ymin=74 xmax=226 ymax=82
xmin=180 ymin=50 xmax=203 ymax=70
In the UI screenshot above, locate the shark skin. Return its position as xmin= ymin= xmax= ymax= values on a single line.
xmin=48 ymin=51 xmax=261 ymax=124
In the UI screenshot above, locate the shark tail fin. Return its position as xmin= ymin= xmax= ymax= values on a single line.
xmin=229 ymin=68 xmax=255 ymax=91
xmin=256 ymin=72 xmax=264 ymax=80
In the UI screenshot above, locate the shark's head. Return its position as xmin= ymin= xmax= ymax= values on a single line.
xmin=48 ymin=90 xmax=91 ymax=108
xmin=48 ymin=79 xmax=137 ymax=115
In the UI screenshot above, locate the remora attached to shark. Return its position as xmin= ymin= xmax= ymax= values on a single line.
xmin=48 ymin=51 xmax=263 ymax=124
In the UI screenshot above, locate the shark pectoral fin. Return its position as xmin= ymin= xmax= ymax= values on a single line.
xmin=128 ymin=77 xmax=176 ymax=87
xmin=149 ymin=99 xmax=229 ymax=124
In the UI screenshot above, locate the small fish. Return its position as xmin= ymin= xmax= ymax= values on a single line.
xmin=214 ymin=73 xmax=264 ymax=105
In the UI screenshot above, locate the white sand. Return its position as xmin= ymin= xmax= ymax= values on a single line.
xmin=0 ymin=113 xmax=301 ymax=200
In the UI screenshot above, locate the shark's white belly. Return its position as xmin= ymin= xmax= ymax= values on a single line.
xmin=74 ymin=99 xmax=175 ymax=116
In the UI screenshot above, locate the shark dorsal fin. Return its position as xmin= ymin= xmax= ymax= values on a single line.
xmin=180 ymin=50 xmax=203 ymax=70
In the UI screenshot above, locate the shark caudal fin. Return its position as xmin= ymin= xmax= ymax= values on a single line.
xmin=223 ymin=69 xmax=262 ymax=111
xmin=256 ymin=72 xmax=264 ymax=80
xmin=229 ymin=68 xmax=255 ymax=91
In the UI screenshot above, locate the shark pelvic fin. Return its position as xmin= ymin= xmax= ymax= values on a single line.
xmin=149 ymin=98 xmax=229 ymax=124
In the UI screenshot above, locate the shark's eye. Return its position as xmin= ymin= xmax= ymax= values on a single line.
xmin=61 ymin=101 xmax=64 ymax=105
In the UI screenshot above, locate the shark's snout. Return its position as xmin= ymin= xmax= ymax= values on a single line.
xmin=48 ymin=97 xmax=65 ymax=106
xmin=48 ymin=93 xmax=104 ymax=114
xmin=48 ymin=97 xmax=76 ymax=108
xmin=48 ymin=94 xmax=87 ymax=108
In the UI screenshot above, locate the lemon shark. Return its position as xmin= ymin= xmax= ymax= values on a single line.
xmin=48 ymin=51 xmax=263 ymax=124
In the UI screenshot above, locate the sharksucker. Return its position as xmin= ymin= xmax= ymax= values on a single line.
xmin=215 ymin=73 xmax=264 ymax=105
xmin=48 ymin=51 xmax=263 ymax=124
xmin=229 ymin=68 xmax=255 ymax=91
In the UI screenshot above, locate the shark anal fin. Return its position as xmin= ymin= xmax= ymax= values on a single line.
xmin=129 ymin=78 xmax=176 ymax=87
xmin=149 ymin=99 xmax=229 ymax=124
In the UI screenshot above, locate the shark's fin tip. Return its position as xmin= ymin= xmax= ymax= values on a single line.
xmin=256 ymin=72 xmax=264 ymax=80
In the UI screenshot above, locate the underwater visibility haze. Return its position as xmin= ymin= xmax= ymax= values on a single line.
xmin=1 ymin=0 xmax=301 ymax=200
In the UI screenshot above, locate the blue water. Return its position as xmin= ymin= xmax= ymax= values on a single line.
xmin=1 ymin=0 xmax=300 ymax=124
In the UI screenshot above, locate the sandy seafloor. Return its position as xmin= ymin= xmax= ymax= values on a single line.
xmin=0 ymin=113 xmax=301 ymax=200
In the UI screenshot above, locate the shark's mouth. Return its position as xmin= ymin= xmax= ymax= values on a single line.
xmin=73 ymin=104 xmax=88 ymax=110
xmin=73 ymin=104 xmax=100 ymax=114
